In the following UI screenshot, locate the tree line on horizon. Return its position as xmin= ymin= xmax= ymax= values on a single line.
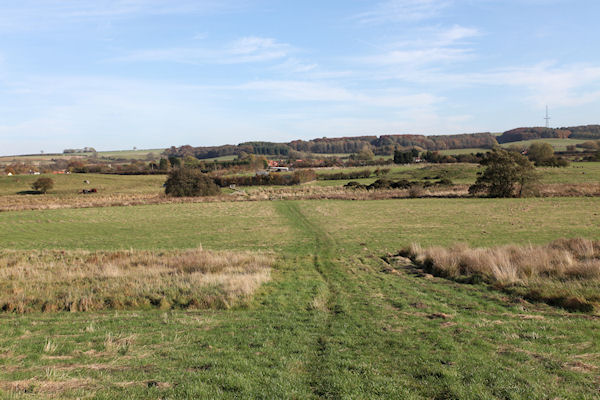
xmin=164 ymin=124 xmax=600 ymax=160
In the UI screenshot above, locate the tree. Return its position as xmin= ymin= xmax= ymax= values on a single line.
xmin=469 ymin=148 xmax=537 ymax=198
xmin=31 ymin=177 xmax=54 ymax=194
xmin=527 ymin=142 xmax=555 ymax=166
xmin=352 ymin=145 xmax=374 ymax=161
xmin=393 ymin=148 xmax=419 ymax=164
xmin=527 ymin=142 xmax=569 ymax=167
xmin=164 ymin=168 xmax=220 ymax=197
xmin=158 ymin=158 xmax=169 ymax=171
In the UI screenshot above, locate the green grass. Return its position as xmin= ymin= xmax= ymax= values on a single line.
xmin=538 ymin=162 xmax=600 ymax=183
xmin=313 ymin=163 xmax=481 ymax=186
xmin=96 ymin=149 xmax=165 ymax=160
xmin=1 ymin=198 xmax=600 ymax=398
xmin=0 ymin=173 xmax=166 ymax=197
xmin=500 ymin=138 xmax=588 ymax=151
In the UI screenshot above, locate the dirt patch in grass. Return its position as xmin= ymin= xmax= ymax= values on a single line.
xmin=0 ymin=248 xmax=273 ymax=313
xmin=396 ymin=238 xmax=600 ymax=312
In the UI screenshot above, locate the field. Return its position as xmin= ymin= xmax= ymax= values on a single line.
xmin=0 ymin=149 xmax=165 ymax=165
xmin=0 ymin=174 xmax=166 ymax=198
xmin=500 ymin=138 xmax=588 ymax=151
xmin=1 ymin=197 xmax=600 ymax=398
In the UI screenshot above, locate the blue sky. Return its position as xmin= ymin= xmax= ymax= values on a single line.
xmin=1 ymin=0 xmax=600 ymax=155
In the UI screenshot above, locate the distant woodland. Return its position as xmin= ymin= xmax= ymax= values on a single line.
xmin=497 ymin=125 xmax=600 ymax=143
xmin=164 ymin=125 xmax=600 ymax=159
xmin=165 ymin=132 xmax=498 ymax=159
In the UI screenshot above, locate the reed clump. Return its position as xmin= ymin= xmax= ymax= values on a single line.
xmin=0 ymin=248 xmax=272 ymax=313
xmin=400 ymin=238 xmax=600 ymax=312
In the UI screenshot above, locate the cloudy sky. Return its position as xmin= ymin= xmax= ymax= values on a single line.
xmin=1 ymin=0 xmax=599 ymax=155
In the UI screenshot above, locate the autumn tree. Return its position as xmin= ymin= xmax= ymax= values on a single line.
xmin=31 ymin=177 xmax=54 ymax=194
xmin=164 ymin=168 xmax=220 ymax=197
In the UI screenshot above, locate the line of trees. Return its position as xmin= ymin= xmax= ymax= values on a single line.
xmin=163 ymin=132 xmax=498 ymax=160
xmin=497 ymin=125 xmax=600 ymax=143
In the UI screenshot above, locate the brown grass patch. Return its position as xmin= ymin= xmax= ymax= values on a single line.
xmin=399 ymin=238 xmax=600 ymax=312
xmin=0 ymin=185 xmax=471 ymax=212
xmin=0 ymin=378 xmax=97 ymax=395
xmin=0 ymin=248 xmax=272 ymax=313
xmin=1 ymin=182 xmax=600 ymax=212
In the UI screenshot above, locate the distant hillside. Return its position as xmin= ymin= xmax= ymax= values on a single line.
xmin=497 ymin=125 xmax=600 ymax=144
xmin=165 ymin=132 xmax=498 ymax=159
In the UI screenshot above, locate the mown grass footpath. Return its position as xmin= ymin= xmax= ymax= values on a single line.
xmin=0 ymin=198 xmax=599 ymax=398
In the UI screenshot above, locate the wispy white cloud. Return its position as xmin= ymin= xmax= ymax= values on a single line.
xmin=363 ymin=47 xmax=472 ymax=66
xmin=360 ymin=25 xmax=479 ymax=67
xmin=0 ymin=1 xmax=240 ymax=32
xmin=435 ymin=25 xmax=480 ymax=46
xmin=354 ymin=0 xmax=452 ymax=24
xmin=480 ymin=62 xmax=600 ymax=107
xmin=270 ymin=58 xmax=318 ymax=74
xmin=234 ymin=80 xmax=441 ymax=108
xmin=382 ymin=61 xmax=600 ymax=108
xmin=116 ymin=36 xmax=291 ymax=65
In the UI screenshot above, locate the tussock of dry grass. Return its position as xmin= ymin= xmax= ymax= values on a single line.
xmin=400 ymin=238 xmax=600 ymax=312
xmin=0 ymin=248 xmax=273 ymax=313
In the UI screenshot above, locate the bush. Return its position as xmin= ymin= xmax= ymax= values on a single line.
xmin=213 ymin=169 xmax=316 ymax=187
xmin=31 ymin=177 xmax=54 ymax=194
xmin=469 ymin=149 xmax=537 ymax=198
xmin=318 ymin=169 xmax=372 ymax=180
xmin=164 ymin=168 xmax=221 ymax=197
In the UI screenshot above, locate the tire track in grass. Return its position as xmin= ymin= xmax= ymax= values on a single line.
xmin=275 ymin=201 xmax=344 ymax=398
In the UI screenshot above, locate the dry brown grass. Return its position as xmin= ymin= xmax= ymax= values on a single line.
xmin=0 ymin=248 xmax=273 ymax=313
xmin=400 ymin=238 xmax=600 ymax=312
xmin=1 ymin=182 xmax=598 ymax=212
xmin=536 ymin=183 xmax=600 ymax=197
xmin=0 ymin=185 xmax=472 ymax=212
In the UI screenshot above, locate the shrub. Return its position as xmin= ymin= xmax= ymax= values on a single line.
xmin=469 ymin=148 xmax=537 ymax=198
xmin=292 ymin=169 xmax=317 ymax=183
xmin=165 ymin=168 xmax=221 ymax=197
xmin=31 ymin=177 xmax=54 ymax=194
xmin=408 ymin=186 xmax=425 ymax=198
xmin=318 ymin=169 xmax=372 ymax=181
xmin=213 ymin=169 xmax=316 ymax=187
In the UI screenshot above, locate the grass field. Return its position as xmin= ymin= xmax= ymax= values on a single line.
xmin=1 ymin=198 xmax=600 ymax=398
xmin=0 ymin=162 xmax=599 ymax=206
xmin=500 ymin=138 xmax=588 ymax=151
xmin=0 ymin=173 xmax=166 ymax=197
xmin=0 ymin=149 xmax=165 ymax=164
xmin=96 ymin=149 xmax=165 ymax=160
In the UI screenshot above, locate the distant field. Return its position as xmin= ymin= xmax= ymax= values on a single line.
xmin=500 ymin=138 xmax=588 ymax=151
xmin=197 ymin=155 xmax=238 ymax=162
xmin=538 ymin=162 xmax=600 ymax=183
xmin=0 ymin=149 xmax=165 ymax=165
xmin=0 ymin=173 xmax=165 ymax=197
xmin=0 ymin=154 xmax=86 ymax=164
xmin=1 ymin=162 xmax=598 ymax=201
xmin=97 ymin=149 xmax=165 ymax=159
